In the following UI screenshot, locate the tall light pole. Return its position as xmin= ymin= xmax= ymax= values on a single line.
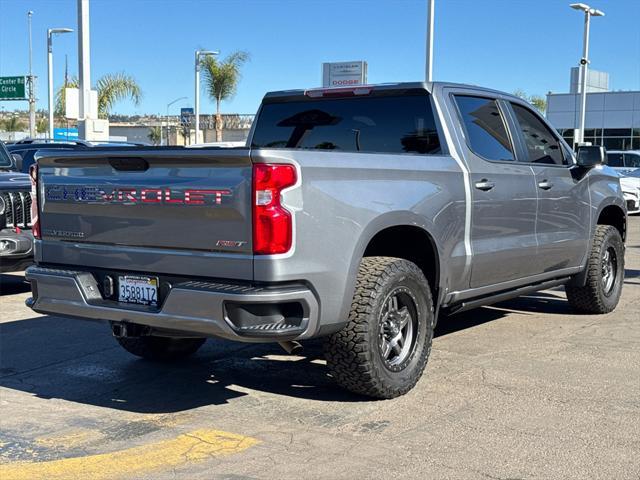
xmin=27 ymin=11 xmax=36 ymax=138
xmin=165 ymin=96 xmax=187 ymax=146
xmin=195 ymin=50 xmax=219 ymax=144
xmin=77 ymin=0 xmax=92 ymax=139
xmin=47 ymin=28 xmax=74 ymax=139
xmin=570 ymin=3 xmax=604 ymax=146
xmin=426 ymin=0 xmax=435 ymax=82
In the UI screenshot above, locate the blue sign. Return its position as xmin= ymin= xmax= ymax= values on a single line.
xmin=180 ymin=107 xmax=194 ymax=125
xmin=53 ymin=128 xmax=79 ymax=140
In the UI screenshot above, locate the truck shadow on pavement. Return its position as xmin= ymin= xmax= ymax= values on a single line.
xmin=0 ymin=274 xmax=31 ymax=296
xmin=0 ymin=291 xmax=578 ymax=413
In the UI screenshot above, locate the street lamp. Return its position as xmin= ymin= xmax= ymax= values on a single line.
xmin=27 ymin=11 xmax=36 ymax=138
xmin=165 ymin=96 xmax=187 ymax=146
xmin=570 ymin=3 xmax=604 ymax=146
xmin=47 ymin=28 xmax=74 ymax=139
xmin=195 ymin=50 xmax=219 ymax=144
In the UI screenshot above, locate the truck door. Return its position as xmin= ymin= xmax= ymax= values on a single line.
xmin=507 ymin=102 xmax=590 ymax=271
xmin=450 ymin=93 xmax=539 ymax=288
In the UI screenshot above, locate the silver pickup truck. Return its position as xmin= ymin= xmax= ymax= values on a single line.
xmin=26 ymin=82 xmax=626 ymax=398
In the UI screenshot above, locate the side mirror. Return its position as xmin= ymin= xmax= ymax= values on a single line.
xmin=11 ymin=153 xmax=24 ymax=172
xmin=576 ymin=145 xmax=607 ymax=168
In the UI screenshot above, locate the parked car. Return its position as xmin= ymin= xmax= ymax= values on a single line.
xmin=25 ymin=82 xmax=626 ymax=398
xmin=0 ymin=141 xmax=34 ymax=272
xmin=619 ymin=169 xmax=640 ymax=214
xmin=7 ymin=139 xmax=144 ymax=173
xmin=607 ymin=150 xmax=640 ymax=175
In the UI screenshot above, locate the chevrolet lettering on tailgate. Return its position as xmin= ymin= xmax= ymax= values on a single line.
xmin=45 ymin=185 xmax=232 ymax=205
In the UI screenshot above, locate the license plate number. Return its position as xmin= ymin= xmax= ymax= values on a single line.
xmin=118 ymin=275 xmax=158 ymax=306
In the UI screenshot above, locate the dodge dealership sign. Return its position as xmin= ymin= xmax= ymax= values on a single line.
xmin=322 ymin=61 xmax=368 ymax=87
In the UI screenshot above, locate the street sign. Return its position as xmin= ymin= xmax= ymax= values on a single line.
xmin=322 ymin=61 xmax=368 ymax=87
xmin=180 ymin=107 xmax=194 ymax=125
xmin=53 ymin=128 xmax=79 ymax=140
xmin=0 ymin=76 xmax=27 ymax=100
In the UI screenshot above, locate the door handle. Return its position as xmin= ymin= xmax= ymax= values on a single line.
xmin=538 ymin=180 xmax=554 ymax=190
xmin=474 ymin=179 xmax=495 ymax=191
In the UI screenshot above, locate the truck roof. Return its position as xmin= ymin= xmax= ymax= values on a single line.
xmin=262 ymin=81 xmax=522 ymax=102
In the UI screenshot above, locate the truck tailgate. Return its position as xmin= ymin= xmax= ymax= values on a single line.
xmin=36 ymin=148 xmax=253 ymax=278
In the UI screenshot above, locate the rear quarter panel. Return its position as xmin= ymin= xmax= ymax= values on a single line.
xmin=252 ymin=149 xmax=466 ymax=336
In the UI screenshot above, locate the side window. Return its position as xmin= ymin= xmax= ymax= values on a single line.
xmin=607 ymin=153 xmax=624 ymax=167
xmin=511 ymin=103 xmax=566 ymax=166
xmin=624 ymin=154 xmax=640 ymax=168
xmin=453 ymin=95 xmax=514 ymax=161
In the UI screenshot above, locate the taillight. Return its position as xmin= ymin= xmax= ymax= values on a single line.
xmin=29 ymin=164 xmax=40 ymax=239
xmin=252 ymin=163 xmax=297 ymax=255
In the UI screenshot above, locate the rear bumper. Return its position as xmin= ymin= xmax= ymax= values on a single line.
xmin=25 ymin=266 xmax=320 ymax=342
xmin=0 ymin=229 xmax=34 ymax=272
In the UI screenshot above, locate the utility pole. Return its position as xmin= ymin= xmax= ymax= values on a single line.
xmin=77 ymin=0 xmax=92 ymax=139
xmin=27 ymin=11 xmax=36 ymax=138
xmin=426 ymin=0 xmax=434 ymax=82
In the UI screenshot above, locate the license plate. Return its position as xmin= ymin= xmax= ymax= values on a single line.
xmin=118 ymin=275 xmax=158 ymax=306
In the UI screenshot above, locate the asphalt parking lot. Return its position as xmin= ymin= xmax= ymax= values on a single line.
xmin=1 ymin=218 xmax=639 ymax=480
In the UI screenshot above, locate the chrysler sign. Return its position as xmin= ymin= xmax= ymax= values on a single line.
xmin=322 ymin=61 xmax=368 ymax=88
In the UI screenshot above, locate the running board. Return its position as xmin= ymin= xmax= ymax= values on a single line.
xmin=445 ymin=277 xmax=571 ymax=315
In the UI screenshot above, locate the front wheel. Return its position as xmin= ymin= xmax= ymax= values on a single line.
xmin=324 ymin=256 xmax=435 ymax=399
xmin=566 ymin=225 xmax=624 ymax=314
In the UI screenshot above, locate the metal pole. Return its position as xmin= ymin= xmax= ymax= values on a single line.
xmin=47 ymin=31 xmax=54 ymax=138
xmin=77 ymin=0 xmax=92 ymax=139
xmin=576 ymin=10 xmax=591 ymax=145
xmin=426 ymin=0 xmax=434 ymax=82
xmin=27 ymin=11 xmax=36 ymax=138
xmin=195 ymin=51 xmax=200 ymax=144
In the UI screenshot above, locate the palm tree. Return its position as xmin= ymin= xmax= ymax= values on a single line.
xmin=56 ymin=73 xmax=142 ymax=119
xmin=36 ymin=117 xmax=49 ymax=134
xmin=200 ymin=51 xmax=250 ymax=141
xmin=147 ymin=126 xmax=162 ymax=145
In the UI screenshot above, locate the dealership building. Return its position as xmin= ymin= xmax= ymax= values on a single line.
xmin=546 ymin=68 xmax=640 ymax=151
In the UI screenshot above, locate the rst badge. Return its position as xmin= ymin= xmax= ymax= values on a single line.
xmin=45 ymin=185 xmax=232 ymax=205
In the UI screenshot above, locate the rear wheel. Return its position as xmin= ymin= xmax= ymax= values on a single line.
xmin=115 ymin=335 xmax=206 ymax=361
xmin=566 ymin=225 xmax=624 ymax=314
xmin=324 ymin=256 xmax=434 ymax=399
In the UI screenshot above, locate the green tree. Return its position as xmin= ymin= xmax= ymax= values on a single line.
xmin=1 ymin=116 xmax=26 ymax=132
xmin=147 ymin=126 xmax=162 ymax=145
xmin=200 ymin=51 xmax=250 ymax=141
xmin=56 ymin=73 xmax=142 ymax=119
xmin=513 ymin=89 xmax=547 ymax=114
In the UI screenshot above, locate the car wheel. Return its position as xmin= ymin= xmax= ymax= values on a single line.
xmin=324 ymin=256 xmax=435 ymax=399
xmin=566 ymin=225 xmax=624 ymax=314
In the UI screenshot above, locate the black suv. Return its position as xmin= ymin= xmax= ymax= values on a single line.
xmin=0 ymin=141 xmax=33 ymax=272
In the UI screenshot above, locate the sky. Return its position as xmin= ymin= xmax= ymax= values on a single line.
xmin=1 ymin=0 xmax=639 ymax=117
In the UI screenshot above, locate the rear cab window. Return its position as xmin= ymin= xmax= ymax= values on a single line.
xmin=251 ymin=93 xmax=442 ymax=155
xmin=452 ymin=95 xmax=515 ymax=162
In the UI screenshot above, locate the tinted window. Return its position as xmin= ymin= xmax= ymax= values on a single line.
xmin=0 ymin=142 xmax=11 ymax=168
xmin=624 ymin=153 xmax=640 ymax=168
xmin=511 ymin=103 xmax=565 ymax=166
xmin=454 ymin=95 xmax=514 ymax=161
xmin=251 ymin=94 xmax=441 ymax=154
xmin=607 ymin=153 xmax=624 ymax=167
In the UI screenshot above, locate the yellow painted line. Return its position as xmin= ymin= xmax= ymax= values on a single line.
xmin=0 ymin=429 xmax=259 ymax=480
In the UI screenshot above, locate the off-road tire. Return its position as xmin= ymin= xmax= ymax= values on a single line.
xmin=324 ymin=256 xmax=435 ymax=399
xmin=566 ymin=225 xmax=624 ymax=314
xmin=115 ymin=336 xmax=206 ymax=361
